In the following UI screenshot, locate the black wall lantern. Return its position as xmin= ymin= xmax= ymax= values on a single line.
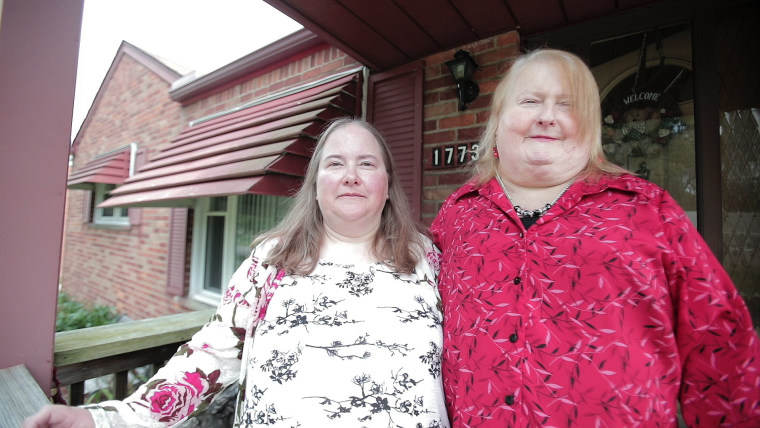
xmin=445 ymin=50 xmax=479 ymax=110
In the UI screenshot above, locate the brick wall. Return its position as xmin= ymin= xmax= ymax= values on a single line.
xmin=420 ymin=31 xmax=521 ymax=226
xmin=181 ymin=44 xmax=362 ymax=123
xmin=61 ymin=54 xmax=187 ymax=320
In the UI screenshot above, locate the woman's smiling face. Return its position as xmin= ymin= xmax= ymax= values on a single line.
xmin=315 ymin=123 xmax=389 ymax=237
xmin=495 ymin=60 xmax=591 ymax=186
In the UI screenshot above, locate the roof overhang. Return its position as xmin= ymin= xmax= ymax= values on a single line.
xmin=99 ymin=175 xmax=304 ymax=208
xmin=100 ymin=71 xmax=361 ymax=208
xmin=67 ymin=147 xmax=131 ymax=190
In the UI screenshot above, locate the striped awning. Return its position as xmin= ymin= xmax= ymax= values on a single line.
xmin=67 ymin=148 xmax=131 ymax=190
xmin=101 ymin=72 xmax=360 ymax=208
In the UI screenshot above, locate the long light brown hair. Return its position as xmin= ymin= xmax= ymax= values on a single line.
xmin=472 ymin=48 xmax=627 ymax=184
xmin=253 ymin=118 xmax=428 ymax=275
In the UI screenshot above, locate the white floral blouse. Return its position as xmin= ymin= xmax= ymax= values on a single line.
xmin=85 ymin=237 xmax=448 ymax=428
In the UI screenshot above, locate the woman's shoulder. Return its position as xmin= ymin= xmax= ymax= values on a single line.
xmin=413 ymin=232 xmax=440 ymax=276
xmin=433 ymin=178 xmax=496 ymax=224
xmin=584 ymin=174 xmax=689 ymax=222
xmin=443 ymin=177 xmax=488 ymax=204
xmin=431 ymin=177 xmax=500 ymax=235
xmin=247 ymin=237 xmax=282 ymax=270
xmin=416 ymin=231 xmax=434 ymax=247
xmin=587 ymin=173 xmax=667 ymax=201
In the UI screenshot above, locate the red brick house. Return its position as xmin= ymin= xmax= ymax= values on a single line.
xmin=63 ymin=31 xmax=368 ymax=318
xmin=63 ymin=1 xmax=759 ymax=323
xmin=63 ymin=41 xmax=188 ymax=319
xmin=4 ymin=0 xmax=757 ymax=393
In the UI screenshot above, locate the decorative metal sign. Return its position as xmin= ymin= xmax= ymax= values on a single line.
xmin=428 ymin=142 xmax=479 ymax=169
xmin=601 ymin=64 xmax=690 ymax=174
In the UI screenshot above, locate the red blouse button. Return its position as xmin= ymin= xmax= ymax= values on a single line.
xmin=505 ymin=395 xmax=515 ymax=405
xmin=513 ymin=277 xmax=521 ymax=285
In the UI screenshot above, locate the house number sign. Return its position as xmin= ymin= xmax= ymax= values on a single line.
xmin=428 ymin=142 xmax=479 ymax=169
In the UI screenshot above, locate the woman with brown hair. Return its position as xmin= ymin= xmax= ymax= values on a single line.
xmin=26 ymin=119 xmax=449 ymax=428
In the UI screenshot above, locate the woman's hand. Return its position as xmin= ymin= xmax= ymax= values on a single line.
xmin=22 ymin=405 xmax=95 ymax=428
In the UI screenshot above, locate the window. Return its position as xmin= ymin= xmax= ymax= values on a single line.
xmin=190 ymin=194 xmax=291 ymax=304
xmin=93 ymin=183 xmax=130 ymax=226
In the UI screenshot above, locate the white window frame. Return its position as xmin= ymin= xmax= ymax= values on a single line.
xmin=190 ymin=196 xmax=237 ymax=306
xmin=189 ymin=194 xmax=291 ymax=305
xmin=93 ymin=183 xmax=130 ymax=226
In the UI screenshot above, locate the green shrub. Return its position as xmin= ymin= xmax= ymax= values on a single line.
xmin=56 ymin=291 xmax=121 ymax=332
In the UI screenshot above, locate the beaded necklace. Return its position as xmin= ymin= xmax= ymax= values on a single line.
xmin=495 ymin=174 xmax=574 ymax=218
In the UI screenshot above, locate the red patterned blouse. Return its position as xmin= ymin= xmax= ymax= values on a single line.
xmin=431 ymin=174 xmax=760 ymax=427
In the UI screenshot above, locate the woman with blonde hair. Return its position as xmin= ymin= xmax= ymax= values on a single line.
xmin=432 ymin=49 xmax=760 ymax=427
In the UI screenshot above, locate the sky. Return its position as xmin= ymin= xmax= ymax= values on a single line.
xmin=72 ymin=0 xmax=303 ymax=139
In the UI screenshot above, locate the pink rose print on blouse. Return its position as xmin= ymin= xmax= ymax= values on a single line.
xmin=247 ymin=254 xmax=261 ymax=283
xmin=222 ymin=285 xmax=251 ymax=308
xmin=142 ymin=369 xmax=222 ymax=423
xmin=257 ymin=268 xmax=286 ymax=322
xmin=426 ymin=250 xmax=441 ymax=273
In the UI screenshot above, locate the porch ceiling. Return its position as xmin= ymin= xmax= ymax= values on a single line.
xmin=264 ymin=0 xmax=670 ymax=71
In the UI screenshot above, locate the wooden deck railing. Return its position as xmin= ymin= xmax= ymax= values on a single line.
xmin=53 ymin=308 xmax=216 ymax=405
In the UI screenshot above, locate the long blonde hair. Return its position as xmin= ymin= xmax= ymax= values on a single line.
xmin=472 ymin=48 xmax=627 ymax=184
xmin=253 ymin=118 xmax=428 ymax=275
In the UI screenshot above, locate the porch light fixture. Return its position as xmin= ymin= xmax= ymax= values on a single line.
xmin=445 ymin=50 xmax=479 ymax=110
